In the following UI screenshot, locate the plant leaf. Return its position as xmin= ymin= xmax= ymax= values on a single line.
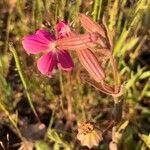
xmin=35 ymin=140 xmax=50 ymax=150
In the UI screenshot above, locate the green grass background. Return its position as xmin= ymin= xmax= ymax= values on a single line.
xmin=0 ymin=0 xmax=150 ymax=149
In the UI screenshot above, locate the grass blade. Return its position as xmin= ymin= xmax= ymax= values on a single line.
xmin=9 ymin=43 xmax=40 ymax=122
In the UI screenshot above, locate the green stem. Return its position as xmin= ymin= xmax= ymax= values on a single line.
xmin=109 ymin=55 xmax=120 ymax=94
xmin=4 ymin=11 xmax=11 ymax=54
xmin=9 ymin=43 xmax=40 ymax=122
xmin=93 ymin=0 xmax=99 ymax=21
xmin=138 ymin=79 xmax=150 ymax=101
xmin=97 ymin=0 xmax=103 ymax=21
xmin=44 ymin=110 xmax=55 ymax=140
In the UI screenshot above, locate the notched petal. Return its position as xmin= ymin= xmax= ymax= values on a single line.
xmin=22 ymin=35 xmax=49 ymax=54
xmin=56 ymin=21 xmax=71 ymax=38
xmin=57 ymin=50 xmax=74 ymax=71
xmin=37 ymin=52 xmax=57 ymax=76
xmin=22 ymin=29 xmax=54 ymax=54
xmin=36 ymin=29 xmax=55 ymax=41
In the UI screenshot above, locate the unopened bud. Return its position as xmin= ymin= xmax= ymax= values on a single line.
xmin=77 ymin=49 xmax=105 ymax=82
xmin=79 ymin=13 xmax=106 ymax=38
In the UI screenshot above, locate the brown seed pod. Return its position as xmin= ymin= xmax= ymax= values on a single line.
xmin=77 ymin=122 xmax=103 ymax=149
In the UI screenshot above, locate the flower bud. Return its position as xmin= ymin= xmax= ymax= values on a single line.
xmin=79 ymin=13 xmax=106 ymax=37
xmin=77 ymin=49 xmax=105 ymax=82
xmin=55 ymin=32 xmax=99 ymax=50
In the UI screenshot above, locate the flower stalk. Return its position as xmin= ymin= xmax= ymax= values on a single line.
xmin=78 ymin=13 xmax=123 ymax=149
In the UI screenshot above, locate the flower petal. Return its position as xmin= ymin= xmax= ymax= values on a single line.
xmin=36 ymin=29 xmax=55 ymax=41
xmin=56 ymin=21 xmax=71 ymax=38
xmin=22 ymin=30 xmax=54 ymax=54
xmin=57 ymin=50 xmax=74 ymax=71
xmin=37 ymin=52 xmax=57 ymax=76
xmin=22 ymin=35 xmax=48 ymax=54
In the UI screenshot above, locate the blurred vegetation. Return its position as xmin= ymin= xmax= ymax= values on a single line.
xmin=0 ymin=0 xmax=150 ymax=149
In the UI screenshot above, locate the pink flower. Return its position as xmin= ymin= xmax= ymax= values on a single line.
xmin=22 ymin=21 xmax=74 ymax=76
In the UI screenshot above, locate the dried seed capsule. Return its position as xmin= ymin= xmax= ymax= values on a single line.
xmin=77 ymin=122 xmax=103 ymax=149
